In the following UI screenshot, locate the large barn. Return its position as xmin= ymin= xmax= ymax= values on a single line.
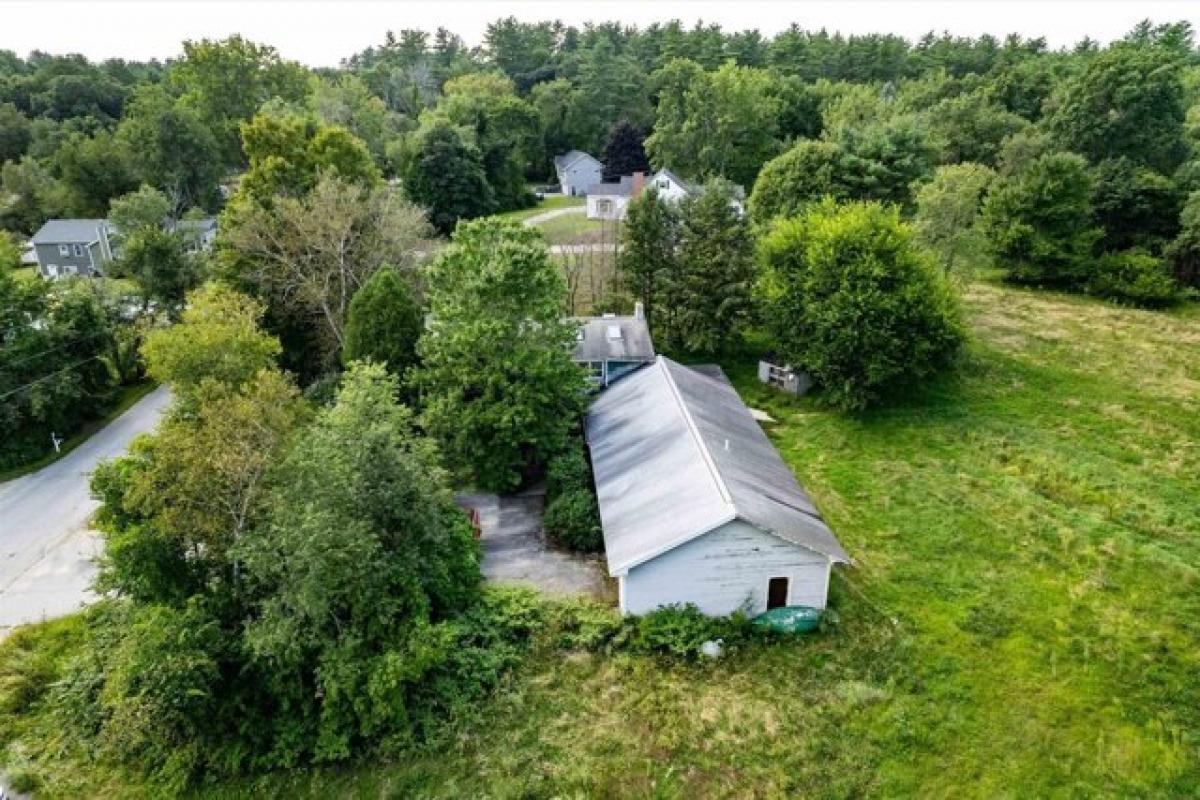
xmin=585 ymin=356 xmax=850 ymax=616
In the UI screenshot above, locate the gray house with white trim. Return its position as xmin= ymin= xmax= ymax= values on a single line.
xmin=30 ymin=219 xmax=116 ymax=278
xmin=553 ymin=150 xmax=604 ymax=197
xmin=586 ymin=356 xmax=849 ymax=616
xmin=571 ymin=303 xmax=655 ymax=387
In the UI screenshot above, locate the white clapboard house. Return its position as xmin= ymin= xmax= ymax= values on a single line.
xmin=586 ymin=356 xmax=849 ymax=616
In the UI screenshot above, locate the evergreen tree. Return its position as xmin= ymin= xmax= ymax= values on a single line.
xmin=602 ymin=119 xmax=651 ymax=181
xmin=617 ymin=187 xmax=679 ymax=334
xmin=402 ymin=118 xmax=493 ymax=233
xmin=674 ymin=181 xmax=756 ymax=352
xmin=342 ymin=266 xmax=423 ymax=377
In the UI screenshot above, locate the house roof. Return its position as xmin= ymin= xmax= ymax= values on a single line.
xmin=30 ymin=219 xmax=108 ymax=245
xmin=554 ymin=150 xmax=601 ymax=172
xmin=586 ymin=356 xmax=849 ymax=576
xmin=571 ymin=314 xmax=655 ymax=364
xmin=587 ymin=175 xmax=637 ymax=198
xmin=174 ymin=217 xmax=218 ymax=233
xmin=653 ymin=168 xmax=696 ymax=194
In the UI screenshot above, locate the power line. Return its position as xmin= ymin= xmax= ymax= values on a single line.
xmin=0 ymin=355 xmax=103 ymax=401
xmin=0 ymin=329 xmax=109 ymax=370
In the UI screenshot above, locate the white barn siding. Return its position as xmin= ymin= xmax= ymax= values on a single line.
xmin=620 ymin=519 xmax=831 ymax=616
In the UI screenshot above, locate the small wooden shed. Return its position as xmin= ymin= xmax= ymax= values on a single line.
xmin=585 ymin=357 xmax=850 ymax=617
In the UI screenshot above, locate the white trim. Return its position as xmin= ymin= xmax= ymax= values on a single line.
xmin=609 ymin=508 xmax=738 ymax=576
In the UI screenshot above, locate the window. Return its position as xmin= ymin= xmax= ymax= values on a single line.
xmin=597 ymin=199 xmax=613 ymax=214
xmin=767 ymin=577 xmax=789 ymax=610
xmin=58 ymin=244 xmax=69 ymax=256
xmin=657 ymin=179 xmax=669 ymax=190
xmin=72 ymin=244 xmax=83 ymax=257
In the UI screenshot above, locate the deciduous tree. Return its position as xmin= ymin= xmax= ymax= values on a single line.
xmin=221 ymin=175 xmax=428 ymax=366
xmin=982 ymin=151 xmax=1100 ymax=285
xmin=912 ymin=163 xmax=996 ymax=281
xmin=758 ymin=200 xmax=964 ymax=410
xmin=416 ymin=219 xmax=585 ymax=491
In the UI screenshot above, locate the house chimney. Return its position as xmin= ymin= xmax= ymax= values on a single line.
xmin=634 ymin=301 xmax=645 ymax=321
xmin=632 ymin=171 xmax=645 ymax=198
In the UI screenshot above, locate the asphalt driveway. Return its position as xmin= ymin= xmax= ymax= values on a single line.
xmin=458 ymin=489 xmax=609 ymax=600
xmin=0 ymin=386 xmax=171 ymax=635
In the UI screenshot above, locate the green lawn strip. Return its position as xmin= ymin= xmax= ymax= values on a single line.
xmin=0 ymin=380 xmax=158 ymax=484
xmin=493 ymin=194 xmax=585 ymax=223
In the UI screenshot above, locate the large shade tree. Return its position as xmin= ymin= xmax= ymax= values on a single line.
xmin=758 ymin=199 xmax=964 ymax=410
xmin=221 ymin=175 xmax=429 ymax=368
xmin=416 ymin=219 xmax=585 ymax=491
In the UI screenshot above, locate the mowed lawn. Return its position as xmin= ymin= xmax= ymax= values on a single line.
xmin=4 ymin=282 xmax=1198 ymax=798
xmin=493 ymin=193 xmax=584 ymax=223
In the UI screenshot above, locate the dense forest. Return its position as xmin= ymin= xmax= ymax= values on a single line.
xmin=2 ymin=17 xmax=1200 ymax=796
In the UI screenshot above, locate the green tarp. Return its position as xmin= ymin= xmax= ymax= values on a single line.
xmin=752 ymin=605 xmax=822 ymax=633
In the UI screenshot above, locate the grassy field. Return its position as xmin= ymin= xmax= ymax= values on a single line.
xmin=3 ymin=282 xmax=1199 ymax=797
xmin=494 ymin=194 xmax=585 ymax=223
xmin=534 ymin=212 xmax=615 ymax=246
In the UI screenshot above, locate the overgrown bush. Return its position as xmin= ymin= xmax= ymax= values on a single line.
xmin=758 ymin=199 xmax=965 ymax=411
xmin=544 ymin=489 xmax=603 ymax=552
xmin=627 ymin=605 xmax=755 ymax=659
xmin=543 ymin=441 xmax=603 ymax=552
xmin=1088 ymin=250 xmax=1182 ymax=307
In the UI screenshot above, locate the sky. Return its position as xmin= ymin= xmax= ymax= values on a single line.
xmin=1 ymin=1 xmax=1198 ymax=67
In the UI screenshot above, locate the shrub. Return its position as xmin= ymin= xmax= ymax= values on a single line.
xmin=627 ymin=605 xmax=754 ymax=659
xmin=758 ymin=199 xmax=965 ymax=411
xmin=546 ymin=443 xmax=590 ymax=498
xmin=544 ymin=489 xmax=603 ymax=552
xmin=1088 ymin=250 xmax=1182 ymax=307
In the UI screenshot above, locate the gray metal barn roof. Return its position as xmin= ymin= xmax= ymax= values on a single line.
xmin=571 ymin=314 xmax=655 ymax=363
xmin=586 ymin=356 xmax=849 ymax=576
xmin=30 ymin=219 xmax=109 ymax=245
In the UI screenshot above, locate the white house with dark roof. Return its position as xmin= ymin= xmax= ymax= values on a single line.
xmin=586 ymin=169 xmax=745 ymax=220
xmin=30 ymin=219 xmax=116 ymax=278
xmin=585 ymin=356 xmax=850 ymax=616
xmin=585 ymin=172 xmax=643 ymax=220
xmin=553 ymin=150 xmax=604 ymax=197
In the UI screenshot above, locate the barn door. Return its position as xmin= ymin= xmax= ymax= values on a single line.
xmin=767 ymin=577 xmax=789 ymax=610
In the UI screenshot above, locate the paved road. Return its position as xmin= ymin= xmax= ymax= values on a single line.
xmin=0 ymin=386 xmax=171 ymax=634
